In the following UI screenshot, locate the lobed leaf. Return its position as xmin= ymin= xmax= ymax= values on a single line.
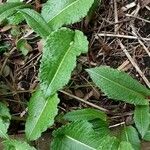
xmin=86 ymin=66 xmax=150 ymax=105
xmin=64 ymin=108 xmax=107 ymax=122
xmin=0 ymin=2 xmax=28 ymax=23
xmin=134 ymin=105 xmax=150 ymax=138
xmin=19 ymin=9 xmax=52 ymax=38
xmin=120 ymin=126 xmax=140 ymax=150
xmin=41 ymin=0 xmax=94 ymax=30
xmin=51 ymin=121 xmax=101 ymax=150
xmin=39 ymin=28 xmax=88 ymax=97
xmin=0 ymin=102 xmax=11 ymax=139
xmin=25 ymin=89 xmax=59 ymax=141
xmin=3 ymin=139 xmax=36 ymax=150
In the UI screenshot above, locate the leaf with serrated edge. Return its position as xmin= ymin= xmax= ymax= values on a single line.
xmin=120 ymin=126 xmax=140 ymax=150
xmin=143 ymin=124 xmax=150 ymax=141
xmin=86 ymin=66 xmax=150 ymax=105
xmin=3 ymin=139 xmax=36 ymax=150
xmin=19 ymin=9 xmax=51 ymax=38
xmin=0 ymin=102 xmax=11 ymax=119
xmin=0 ymin=102 xmax=11 ymax=139
xmin=51 ymin=121 xmax=103 ymax=150
xmin=64 ymin=108 xmax=107 ymax=121
xmin=134 ymin=105 xmax=150 ymax=138
xmin=39 ymin=28 xmax=88 ymax=97
xmin=0 ymin=2 xmax=29 ymax=22
xmin=41 ymin=0 xmax=94 ymax=30
xmin=118 ymin=141 xmax=134 ymax=150
xmin=0 ymin=118 xmax=9 ymax=139
xmin=25 ymin=89 xmax=59 ymax=141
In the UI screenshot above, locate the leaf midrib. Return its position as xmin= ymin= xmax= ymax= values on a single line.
xmin=88 ymin=70 xmax=147 ymax=101
xmin=0 ymin=4 xmax=25 ymax=21
xmin=46 ymin=42 xmax=74 ymax=95
xmin=0 ymin=3 xmax=22 ymax=14
xmin=65 ymin=135 xmax=96 ymax=150
xmin=28 ymin=100 xmax=48 ymax=139
xmin=48 ymin=0 xmax=80 ymax=24
xmin=20 ymin=10 xmax=51 ymax=36
xmin=124 ymin=128 xmax=129 ymax=143
xmin=140 ymin=108 xmax=144 ymax=136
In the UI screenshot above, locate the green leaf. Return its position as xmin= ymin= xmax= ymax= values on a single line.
xmin=0 ymin=102 xmax=11 ymax=139
xmin=39 ymin=28 xmax=88 ymax=97
xmin=16 ymin=39 xmax=32 ymax=56
xmin=3 ymin=139 xmax=36 ymax=150
xmin=144 ymin=129 xmax=150 ymax=141
xmin=86 ymin=66 xmax=150 ymax=105
xmin=0 ymin=2 xmax=28 ymax=23
xmin=0 ymin=44 xmax=9 ymax=54
xmin=0 ymin=118 xmax=9 ymax=139
xmin=25 ymin=89 xmax=59 ymax=141
xmin=51 ymin=121 xmax=101 ymax=150
xmin=7 ymin=0 xmax=22 ymax=2
xmin=19 ymin=9 xmax=52 ymax=38
xmin=134 ymin=105 xmax=150 ymax=138
xmin=118 ymin=141 xmax=134 ymax=150
xmin=87 ymin=0 xmax=100 ymax=21
xmin=8 ymin=12 xmax=24 ymax=25
xmin=97 ymin=135 xmax=119 ymax=150
xmin=41 ymin=0 xmax=94 ymax=30
xmin=120 ymin=126 xmax=140 ymax=150
xmin=0 ymin=102 xmax=11 ymax=119
xmin=143 ymin=124 xmax=150 ymax=141
xmin=64 ymin=108 xmax=107 ymax=122
xmin=90 ymin=119 xmax=110 ymax=136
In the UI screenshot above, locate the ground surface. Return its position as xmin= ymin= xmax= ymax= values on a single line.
xmin=0 ymin=0 xmax=150 ymax=149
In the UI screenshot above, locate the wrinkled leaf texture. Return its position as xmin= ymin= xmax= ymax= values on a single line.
xmin=25 ymin=89 xmax=59 ymax=141
xmin=39 ymin=28 xmax=88 ymax=97
xmin=134 ymin=105 xmax=150 ymax=138
xmin=0 ymin=2 xmax=29 ymax=22
xmin=0 ymin=102 xmax=11 ymax=139
xmin=87 ymin=66 xmax=150 ymax=105
xmin=41 ymin=0 xmax=94 ymax=30
xmin=118 ymin=141 xmax=134 ymax=150
xmin=51 ymin=121 xmax=103 ymax=150
xmin=3 ymin=139 xmax=36 ymax=150
xmin=120 ymin=126 xmax=140 ymax=150
xmin=19 ymin=9 xmax=52 ymax=38
xmin=64 ymin=108 xmax=107 ymax=122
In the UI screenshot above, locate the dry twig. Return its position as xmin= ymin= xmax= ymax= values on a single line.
xmin=119 ymin=41 xmax=150 ymax=88
xmin=95 ymin=33 xmax=150 ymax=41
xmin=59 ymin=90 xmax=109 ymax=113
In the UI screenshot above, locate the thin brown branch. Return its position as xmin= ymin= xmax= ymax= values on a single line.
xmin=59 ymin=90 xmax=109 ymax=113
xmin=119 ymin=41 xmax=150 ymax=88
xmin=95 ymin=33 xmax=150 ymax=41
